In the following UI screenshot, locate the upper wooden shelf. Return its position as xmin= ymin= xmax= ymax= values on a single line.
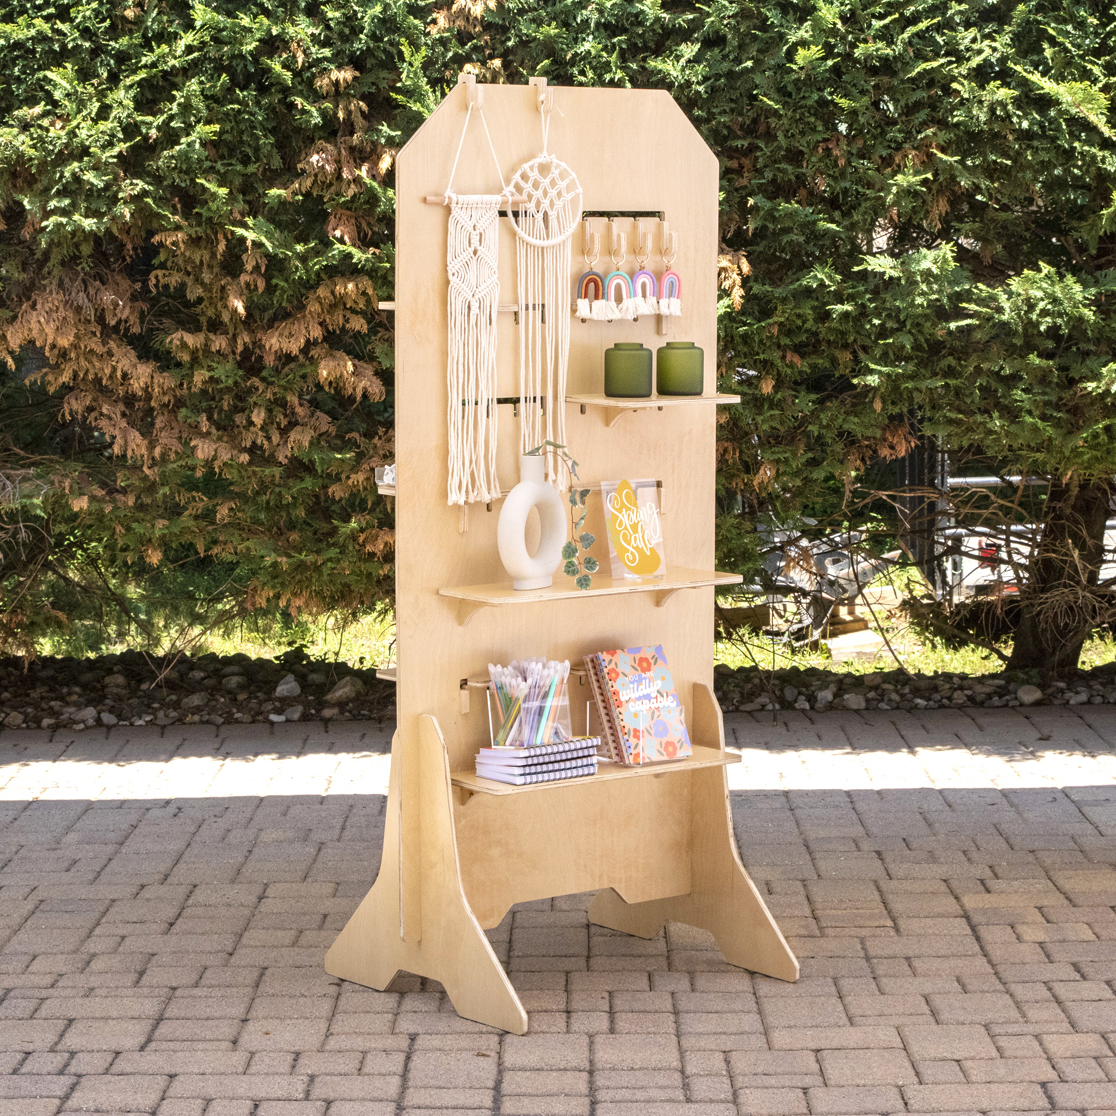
xmin=567 ymin=393 xmax=741 ymax=428
xmin=439 ymin=566 xmax=742 ymax=626
xmin=452 ymin=743 xmax=739 ymax=796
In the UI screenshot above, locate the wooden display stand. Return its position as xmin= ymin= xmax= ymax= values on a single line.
xmin=325 ymin=78 xmax=798 ymax=1033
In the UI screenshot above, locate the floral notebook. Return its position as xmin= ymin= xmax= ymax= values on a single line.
xmin=586 ymin=644 xmax=692 ymax=764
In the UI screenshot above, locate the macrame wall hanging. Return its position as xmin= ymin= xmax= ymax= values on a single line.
xmin=506 ymin=86 xmax=583 ymax=484
xmin=443 ymin=100 xmax=507 ymax=507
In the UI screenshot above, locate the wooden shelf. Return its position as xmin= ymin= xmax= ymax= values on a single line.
xmin=452 ymin=744 xmax=739 ymax=796
xmin=567 ymin=392 xmax=741 ymax=427
xmin=439 ymin=566 xmax=743 ymax=626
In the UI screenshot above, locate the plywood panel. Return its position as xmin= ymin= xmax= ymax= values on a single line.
xmin=326 ymin=79 xmax=797 ymax=1030
xmin=395 ymin=82 xmax=720 ymax=775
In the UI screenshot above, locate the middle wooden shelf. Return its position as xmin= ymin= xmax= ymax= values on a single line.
xmin=439 ymin=566 xmax=742 ymax=626
xmin=567 ymin=392 xmax=741 ymax=427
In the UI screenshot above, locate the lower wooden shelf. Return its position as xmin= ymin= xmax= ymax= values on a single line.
xmin=439 ymin=566 xmax=743 ymax=626
xmin=452 ymin=743 xmax=739 ymax=796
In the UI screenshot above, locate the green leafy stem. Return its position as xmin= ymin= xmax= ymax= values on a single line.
xmin=526 ymin=440 xmax=599 ymax=591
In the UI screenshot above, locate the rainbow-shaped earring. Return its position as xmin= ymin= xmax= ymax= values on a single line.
xmin=575 ymin=270 xmax=604 ymax=320
xmin=659 ymin=269 xmax=681 ymax=317
xmin=597 ymin=271 xmax=635 ymax=321
xmin=632 ymin=270 xmax=658 ymax=317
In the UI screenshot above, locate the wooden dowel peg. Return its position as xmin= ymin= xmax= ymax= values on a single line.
xmin=661 ymin=220 xmax=678 ymax=264
xmin=457 ymin=72 xmax=483 ymax=109
xmin=583 ymin=218 xmax=600 ymax=266
xmin=424 ymin=195 xmax=529 ymax=207
xmin=528 ymin=76 xmax=552 ymax=114
xmin=636 ymin=219 xmax=652 ymax=266
xmin=609 ymin=219 xmax=626 ymax=267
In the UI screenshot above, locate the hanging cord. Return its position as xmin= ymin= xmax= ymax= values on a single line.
xmin=478 ymin=109 xmax=508 ymax=195
xmin=538 ymin=84 xmax=551 ymax=154
xmin=443 ymin=91 xmax=506 ymax=506
xmin=444 ymin=102 xmax=474 ymax=197
xmin=536 ymin=83 xmax=564 ymax=156
xmin=445 ymin=102 xmax=508 ymax=198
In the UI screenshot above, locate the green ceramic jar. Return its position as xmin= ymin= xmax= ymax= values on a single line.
xmin=604 ymin=342 xmax=652 ymax=398
xmin=656 ymin=341 xmax=704 ymax=396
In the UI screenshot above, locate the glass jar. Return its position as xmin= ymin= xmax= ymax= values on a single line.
xmin=604 ymin=343 xmax=652 ymax=398
xmin=656 ymin=341 xmax=703 ymax=396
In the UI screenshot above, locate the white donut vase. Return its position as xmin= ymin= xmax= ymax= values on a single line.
xmin=497 ymin=455 xmax=568 ymax=590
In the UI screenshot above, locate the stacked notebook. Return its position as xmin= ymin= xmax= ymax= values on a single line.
xmin=475 ymin=737 xmax=601 ymax=785
xmin=585 ymin=644 xmax=692 ymax=765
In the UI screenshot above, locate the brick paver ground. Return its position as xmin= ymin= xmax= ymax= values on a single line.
xmin=2 ymin=706 xmax=1116 ymax=1114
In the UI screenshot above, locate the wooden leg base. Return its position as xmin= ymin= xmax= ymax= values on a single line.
xmin=325 ymin=689 xmax=796 ymax=1035
xmin=588 ymin=690 xmax=799 ymax=983
xmin=324 ymin=719 xmax=528 ymax=1034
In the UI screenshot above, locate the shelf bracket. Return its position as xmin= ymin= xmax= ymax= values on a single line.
xmin=604 ymin=407 xmax=636 ymax=429
xmin=654 ymin=586 xmax=686 ymax=608
xmin=454 ymin=599 xmax=489 ymax=627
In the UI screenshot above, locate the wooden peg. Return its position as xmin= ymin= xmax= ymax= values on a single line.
xmin=661 ymin=220 xmax=678 ymax=263
xmin=424 ymin=194 xmax=528 ymax=207
xmin=457 ymin=72 xmax=483 ymax=109
xmin=636 ymin=219 xmax=652 ymax=266
xmin=583 ymin=218 xmax=600 ymax=265
xmin=528 ymin=76 xmax=551 ymax=114
xmin=609 ymin=219 xmax=627 ymax=266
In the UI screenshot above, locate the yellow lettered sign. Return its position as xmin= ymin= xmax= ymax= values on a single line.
xmin=604 ymin=479 xmax=662 ymax=576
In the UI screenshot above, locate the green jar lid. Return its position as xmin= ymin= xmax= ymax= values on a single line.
xmin=663 ymin=341 xmax=696 ymax=348
xmin=612 ymin=342 xmax=645 ymax=350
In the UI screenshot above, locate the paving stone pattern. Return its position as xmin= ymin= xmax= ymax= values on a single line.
xmin=2 ymin=708 xmax=1116 ymax=1113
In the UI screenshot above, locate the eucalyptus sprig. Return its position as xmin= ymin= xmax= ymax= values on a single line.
xmin=526 ymin=441 xmax=599 ymax=590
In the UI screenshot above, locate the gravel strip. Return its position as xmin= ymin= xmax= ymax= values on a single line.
xmin=5 ymin=652 xmax=1112 ymax=733
xmin=713 ymin=662 xmax=1116 ymax=713
xmin=0 ymin=650 xmax=395 ymax=731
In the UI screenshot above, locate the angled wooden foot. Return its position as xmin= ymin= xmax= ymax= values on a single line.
xmin=325 ymin=718 xmax=528 ymax=1033
xmin=588 ymin=684 xmax=799 ymax=982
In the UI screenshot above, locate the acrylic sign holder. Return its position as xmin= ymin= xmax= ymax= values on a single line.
xmin=324 ymin=77 xmax=799 ymax=1033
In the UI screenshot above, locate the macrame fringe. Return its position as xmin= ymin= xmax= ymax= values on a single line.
xmin=516 ymin=210 xmax=572 ymax=479
xmin=580 ymin=295 xmax=676 ymax=319
xmin=446 ymin=194 xmax=502 ymax=506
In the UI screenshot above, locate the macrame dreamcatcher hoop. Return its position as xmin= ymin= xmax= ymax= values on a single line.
xmin=506 ymin=99 xmax=583 ymax=484
xmin=444 ymin=102 xmax=507 ymax=506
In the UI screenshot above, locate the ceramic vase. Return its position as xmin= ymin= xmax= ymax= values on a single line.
xmin=656 ymin=341 xmax=703 ymax=395
xmin=604 ymin=342 xmax=652 ymax=398
xmin=497 ymin=455 xmax=567 ymax=590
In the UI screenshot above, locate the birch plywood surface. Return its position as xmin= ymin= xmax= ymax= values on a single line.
xmin=395 ymin=83 xmax=721 ymax=774
xmin=325 ymin=81 xmax=798 ymax=1029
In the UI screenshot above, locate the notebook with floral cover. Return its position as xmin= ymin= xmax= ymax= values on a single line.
xmin=585 ymin=644 xmax=692 ymax=764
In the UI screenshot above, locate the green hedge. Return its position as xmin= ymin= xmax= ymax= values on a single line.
xmin=2 ymin=0 xmax=1114 ymax=656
